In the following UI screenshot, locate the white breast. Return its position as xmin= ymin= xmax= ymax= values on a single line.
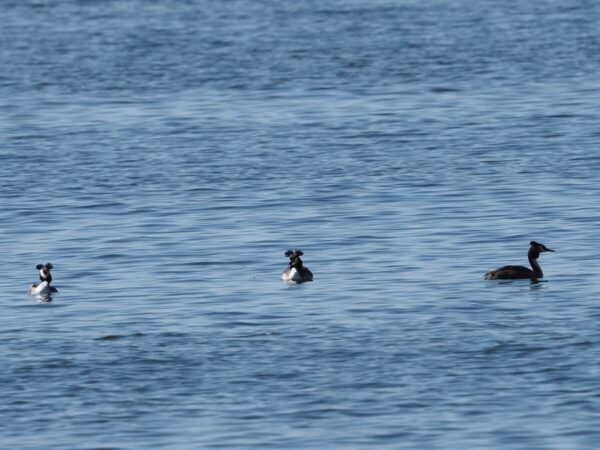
xmin=281 ymin=267 xmax=303 ymax=284
xmin=29 ymin=281 xmax=51 ymax=295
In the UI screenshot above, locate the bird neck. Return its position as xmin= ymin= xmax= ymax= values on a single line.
xmin=528 ymin=250 xmax=543 ymax=278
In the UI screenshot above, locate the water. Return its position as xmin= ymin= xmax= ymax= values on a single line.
xmin=2 ymin=0 xmax=600 ymax=448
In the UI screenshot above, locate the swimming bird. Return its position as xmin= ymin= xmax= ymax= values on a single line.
xmin=281 ymin=249 xmax=313 ymax=284
xmin=28 ymin=263 xmax=58 ymax=295
xmin=484 ymin=241 xmax=555 ymax=280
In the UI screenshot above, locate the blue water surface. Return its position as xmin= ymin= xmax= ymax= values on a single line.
xmin=2 ymin=1 xmax=600 ymax=449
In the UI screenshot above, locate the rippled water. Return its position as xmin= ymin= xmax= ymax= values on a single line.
xmin=3 ymin=1 xmax=600 ymax=448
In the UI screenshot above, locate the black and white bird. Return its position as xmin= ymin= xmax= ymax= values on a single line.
xmin=281 ymin=250 xmax=313 ymax=284
xmin=28 ymin=263 xmax=58 ymax=295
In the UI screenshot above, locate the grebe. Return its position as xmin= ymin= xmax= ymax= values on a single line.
xmin=281 ymin=249 xmax=313 ymax=284
xmin=28 ymin=263 xmax=58 ymax=295
xmin=484 ymin=241 xmax=555 ymax=280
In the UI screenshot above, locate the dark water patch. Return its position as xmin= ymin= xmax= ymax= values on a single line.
xmin=94 ymin=253 xmax=128 ymax=260
xmin=42 ymin=359 xmax=77 ymax=369
xmin=481 ymin=342 xmax=551 ymax=357
xmin=430 ymin=86 xmax=461 ymax=93
xmin=96 ymin=332 xmax=145 ymax=341
xmin=157 ymin=331 xmax=187 ymax=338
xmin=72 ymin=202 xmax=127 ymax=210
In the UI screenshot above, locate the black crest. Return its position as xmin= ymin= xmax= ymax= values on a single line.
xmin=285 ymin=249 xmax=304 ymax=258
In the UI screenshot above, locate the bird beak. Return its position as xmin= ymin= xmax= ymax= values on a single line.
xmin=546 ymin=248 xmax=555 ymax=252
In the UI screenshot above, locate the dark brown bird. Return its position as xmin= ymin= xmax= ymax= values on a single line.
xmin=484 ymin=241 xmax=555 ymax=280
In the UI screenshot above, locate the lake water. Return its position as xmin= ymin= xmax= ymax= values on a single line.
xmin=2 ymin=1 xmax=600 ymax=448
